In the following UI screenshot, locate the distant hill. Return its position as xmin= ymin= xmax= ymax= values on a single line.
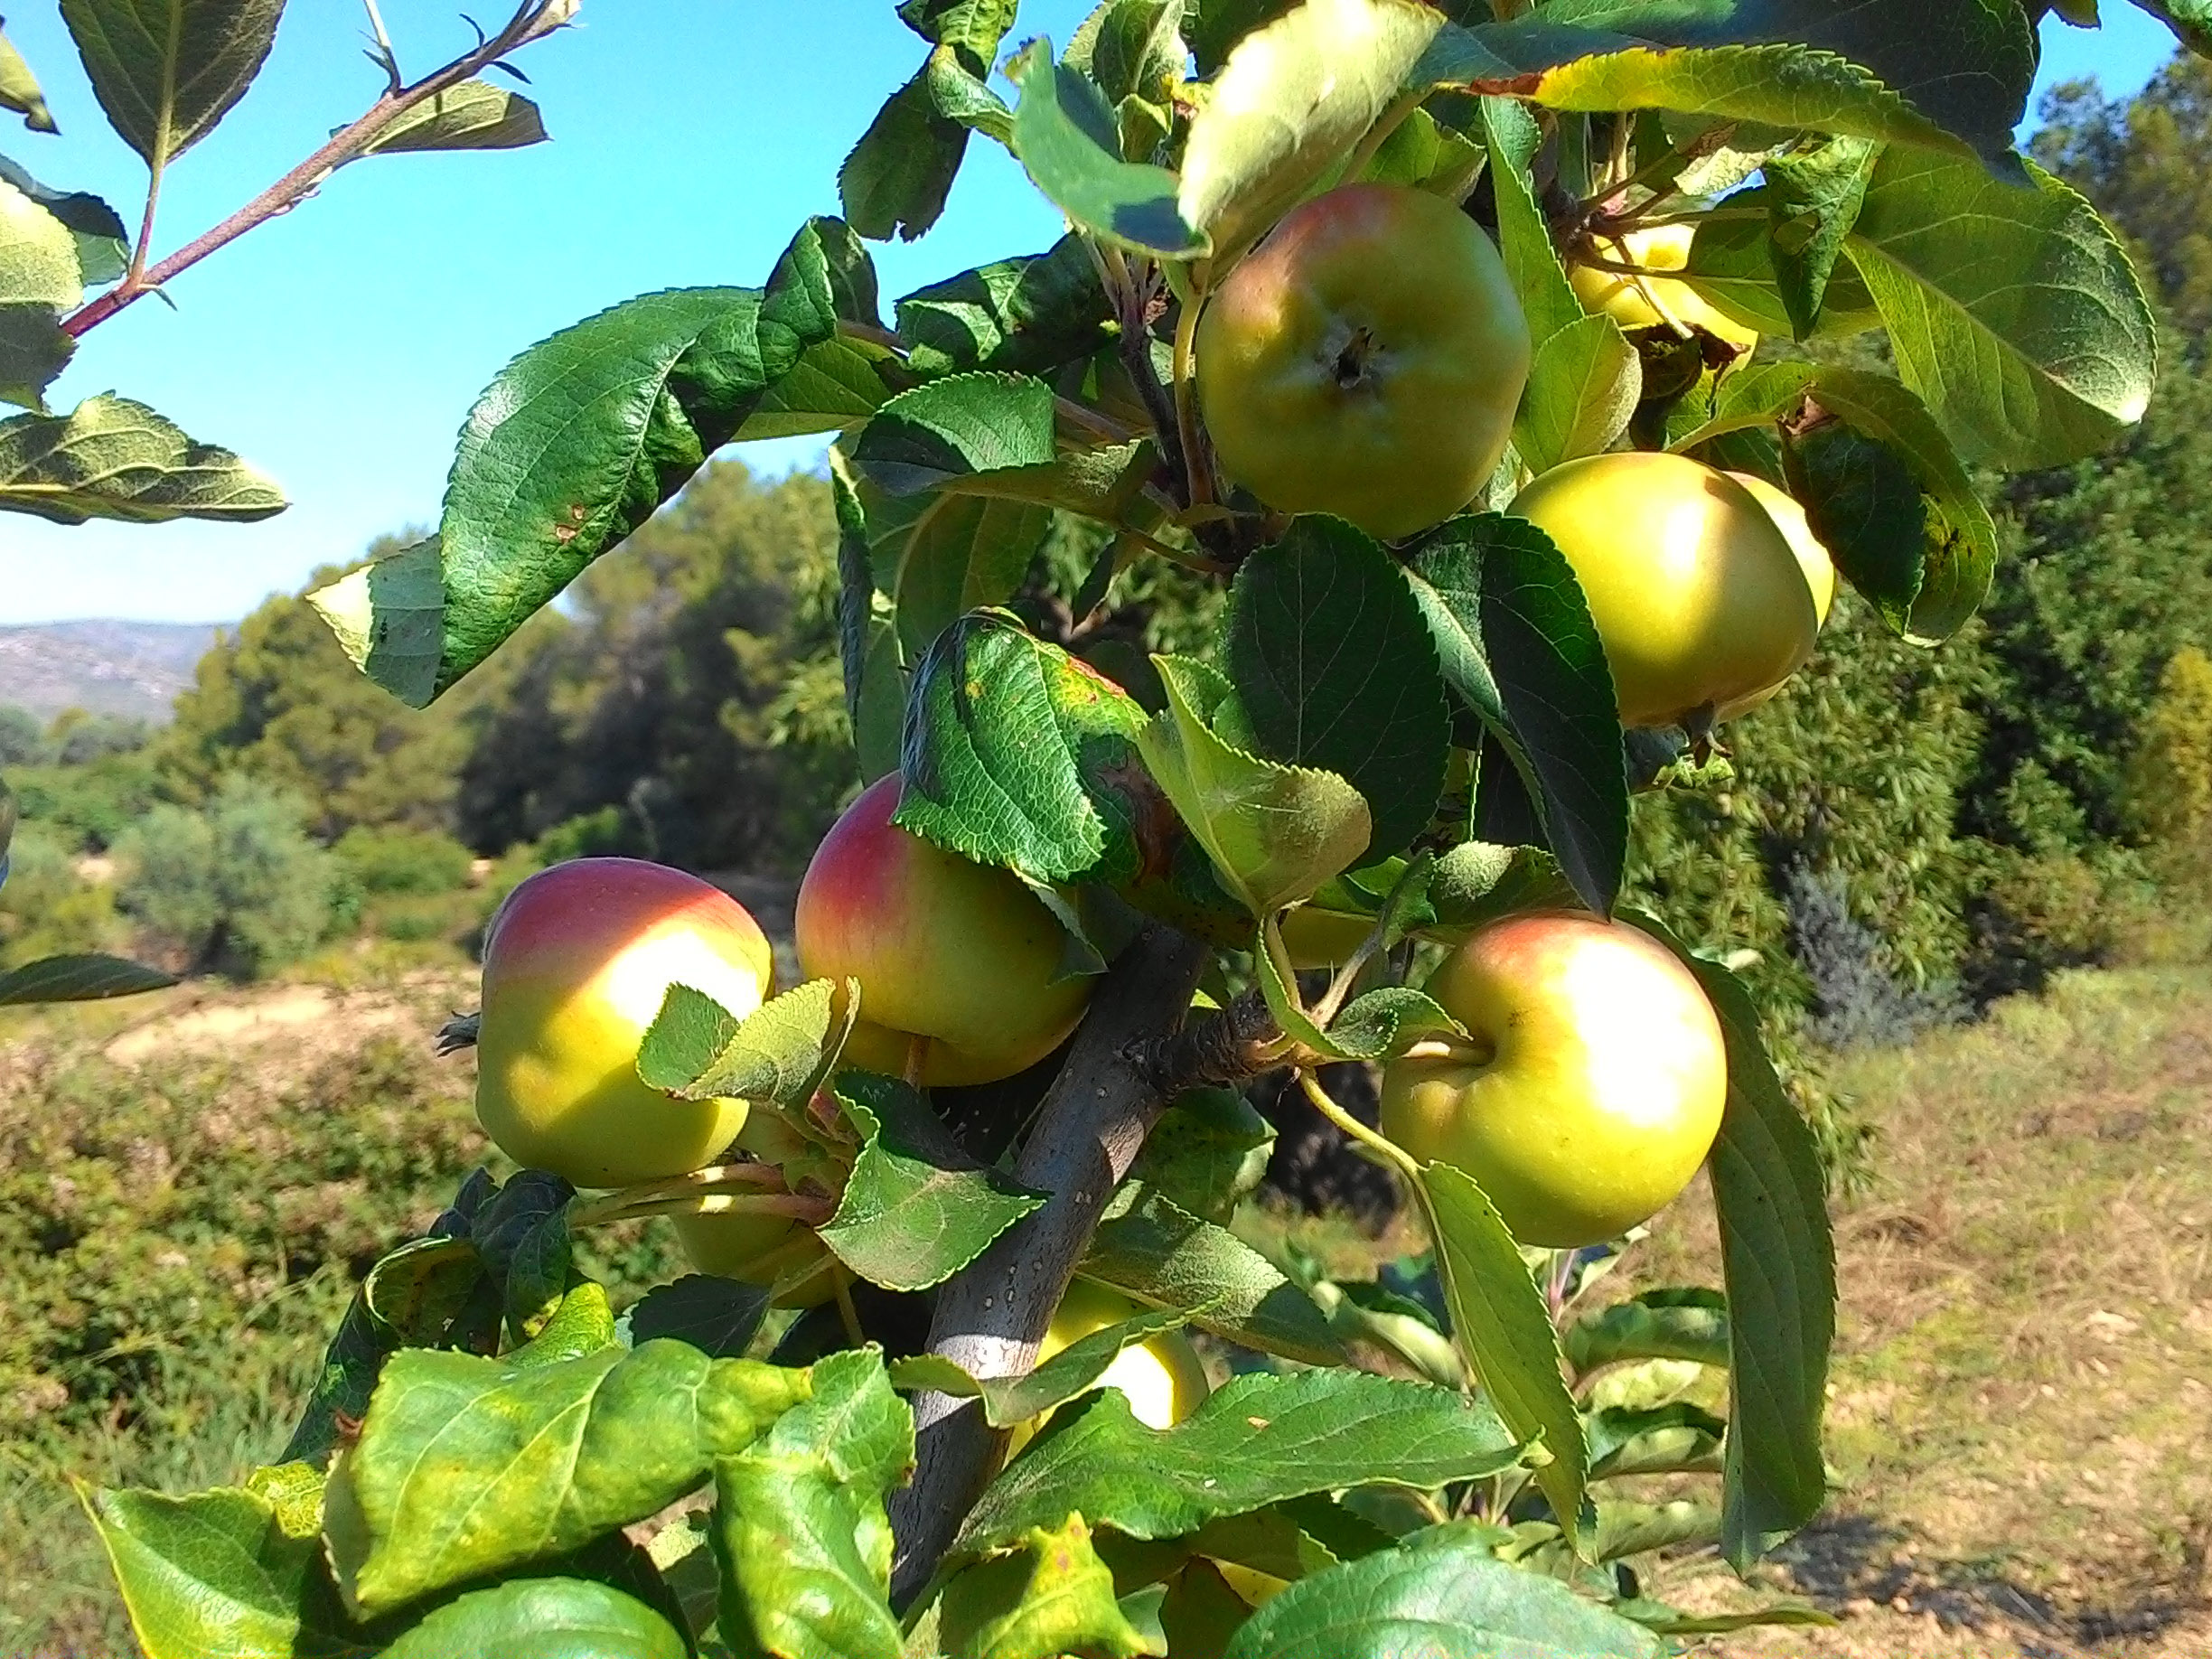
xmin=0 ymin=620 xmax=221 ymax=723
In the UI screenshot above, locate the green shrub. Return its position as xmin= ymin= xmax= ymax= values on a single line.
xmin=0 ymin=704 xmax=49 ymax=767
xmin=114 ymin=777 xmax=342 ymax=977
xmin=333 ymin=823 xmax=474 ymax=895
xmin=0 ymin=820 xmax=126 ymax=968
xmin=532 ymin=804 xmax=636 ymax=864
xmin=4 ymin=750 xmax=164 ymax=850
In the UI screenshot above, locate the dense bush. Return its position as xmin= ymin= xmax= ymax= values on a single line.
xmin=332 ymin=823 xmax=474 ymax=895
xmin=0 ymin=821 xmax=125 ymax=969
xmin=0 ymin=705 xmax=47 ymax=767
xmin=114 ymin=778 xmax=342 ymax=978
xmin=4 ymin=749 xmax=164 ymax=850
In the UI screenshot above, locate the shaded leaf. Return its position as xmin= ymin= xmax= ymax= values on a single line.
xmin=842 ymin=58 xmax=969 ymax=241
xmin=380 ymin=1577 xmax=688 ymax=1659
xmin=622 ymin=1274 xmax=773 ymax=1360
xmin=0 ymin=394 xmax=283 ymax=523
xmin=1226 ymin=516 xmax=1453 ymax=862
xmin=361 ymin=79 xmax=547 ymax=155
xmin=938 ymin=1514 xmax=1165 ymax=1659
xmin=1008 ymin=37 xmax=1204 ymax=258
xmin=0 ymin=176 xmax=79 ymax=408
xmin=60 ymin=0 xmax=283 ymax=164
xmin=1762 ymin=136 xmax=1879 ymax=339
xmin=0 ymin=155 xmax=130 ymax=284
xmin=638 ymin=976 xmax=856 ymax=1108
xmin=1563 ymin=1288 xmax=1730 ymax=1375
xmin=0 ymin=951 xmax=173 ymax=1004
xmin=1083 ymin=1184 xmax=1348 ymax=1367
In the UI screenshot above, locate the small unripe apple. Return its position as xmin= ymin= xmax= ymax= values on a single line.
xmin=475 ymin=858 xmax=774 ymax=1188
xmin=1510 ymin=452 xmax=1819 ymax=729
xmin=796 ymin=774 xmax=1091 ymax=1088
xmin=1004 ymin=1279 xmax=1211 ymax=1457
xmin=1195 ymin=183 xmax=1531 ymax=540
xmin=1379 ymin=914 xmax=1727 ymax=1248
xmin=669 ymin=1207 xmax=838 ymax=1307
xmin=1570 ymin=224 xmax=1759 ymax=356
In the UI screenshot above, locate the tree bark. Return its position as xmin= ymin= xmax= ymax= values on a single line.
xmin=887 ymin=924 xmax=1207 ymax=1601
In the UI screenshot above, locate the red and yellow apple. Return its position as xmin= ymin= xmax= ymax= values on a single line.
xmin=1195 ymin=183 xmax=1532 ymax=540
xmin=475 ymin=858 xmax=774 ymax=1188
xmin=1570 ymin=223 xmax=1759 ymax=356
xmin=796 ymin=774 xmax=1091 ymax=1088
xmin=1379 ymin=914 xmax=1727 ymax=1248
xmin=1509 ymin=452 xmax=1821 ymax=729
xmin=1004 ymin=1279 xmax=1211 ymax=1457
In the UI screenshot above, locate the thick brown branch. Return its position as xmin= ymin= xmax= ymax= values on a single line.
xmin=62 ymin=1 xmax=574 ymax=337
xmin=1138 ymin=986 xmax=1282 ymax=1095
xmin=887 ymin=924 xmax=1207 ymax=1602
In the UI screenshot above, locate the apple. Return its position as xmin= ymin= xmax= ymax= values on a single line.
xmin=1378 ymin=914 xmax=1727 ymax=1248
xmin=1004 ymin=1279 xmax=1211 ymax=1457
xmin=1195 ymin=183 xmax=1532 ymax=540
xmin=1569 ymin=223 xmax=1759 ymax=356
xmin=1509 ymin=452 xmax=1820 ymax=729
xmin=1713 ymin=471 xmax=1840 ymax=719
xmin=796 ymin=773 xmax=1091 ymax=1088
xmin=475 ymin=858 xmax=774 ymax=1188
xmin=669 ymin=1207 xmax=839 ymax=1307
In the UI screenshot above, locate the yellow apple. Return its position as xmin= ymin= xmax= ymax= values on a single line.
xmin=1196 ymin=183 xmax=1532 ymax=540
xmin=1570 ymin=223 xmax=1759 ymax=356
xmin=1379 ymin=914 xmax=1727 ymax=1248
xmin=1003 ymin=1279 xmax=1210 ymax=1457
xmin=475 ymin=858 xmax=774 ymax=1188
xmin=1509 ymin=452 xmax=1820 ymax=729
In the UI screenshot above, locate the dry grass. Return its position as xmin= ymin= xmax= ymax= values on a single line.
xmin=1628 ymin=966 xmax=2212 ymax=1656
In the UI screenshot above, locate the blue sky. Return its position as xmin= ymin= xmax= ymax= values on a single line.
xmin=0 ymin=0 xmax=2179 ymax=626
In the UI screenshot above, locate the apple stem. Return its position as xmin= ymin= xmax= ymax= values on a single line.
xmin=832 ymin=1266 xmax=867 ymax=1347
xmin=1296 ymin=1068 xmax=1422 ymax=1188
xmin=1171 ymin=275 xmax=1213 ymax=510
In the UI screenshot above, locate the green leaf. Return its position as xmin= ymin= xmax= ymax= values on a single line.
xmin=1782 ymin=414 xmax=1925 ymax=636
xmin=418 ymin=223 xmax=879 ymax=701
xmin=361 ymin=79 xmax=548 ymax=156
xmin=898 ymin=0 xmax=1022 ymax=69
xmin=1676 ymin=202 xmax=1881 ymax=341
xmin=0 ymin=951 xmax=173 ymax=1004
xmin=1762 ymin=136 xmax=1879 ymax=339
xmin=896 ymin=611 xmax=1153 ymax=885
xmin=1627 ymin=914 xmax=1834 ymax=1569
xmin=380 ymin=1577 xmax=688 ymax=1659
xmin=1136 ymin=655 xmax=1372 ymax=917
xmin=712 ymin=1349 xmax=910 ymax=1659
xmin=2124 ymin=0 xmax=2212 ymax=52
xmin=1128 ymin=1085 xmax=1275 ymax=1223
xmin=622 ymin=1273 xmax=772 ymax=1360
xmin=1480 ymin=98 xmax=1636 ymax=471
xmin=0 ymin=393 xmax=283 ymax=522
xmin=637 ymin=977 xmax=857 ymax=1108
xmin=938 ymin=1514 xmax=1166 ymax=1659
xmin=1425 ymin=840 xmax=1583 ymax=937
xmin=0 ymin=176 xmax=80 ymax=409
xmin=1226 ymin=517 xmax=1453 ymax=863
xmin=1008 ymin=38 xmax=1205 ymax=258
xmin=1845 ymin=150 xmax=2157 ymax=468
xmin=1421 ymin=1163 xmax=1589 ymax=1546
xmin=1585 ymin=1401 xmax=1728 ymax=1480
xmin=1068 ymin=0 xmax=1189 ymax=106
xmin=1223 ymin=1523 xmax=1664 ymax=1658
xmin=896 ymin=235 xmax=1115 ymax=380
xmin=81 ymin=1484 xmax=359 ymax=1659
xmin=819 ymin=1071 xmax=1047 ymax=1292
xmin=1405 ymin=515 xmax=1625 ymax=915
xmin=1798 ymin=366 xmax=1997 ymax=642
xmin=841 ymin=57 xmax=970 ymax=241
xmin=955 ymin=1370 xmax=1523 ymax=1560
xmin=926 ymin=42 xmax=1017 ymax=145
xmin=307 ymin=536 xmax=445 ymax=709
xmin=1430 ymin=0 xmax=2037 ymax=173
xmin=322 ymin=1341 xmax=811 ymax=1617
xmin=1255 ymin=922 xmax=1462 ymax=1064
xmin=0 ymin=155 xmax=131 ymax=285
xmin=1176 ymin=0 xmax=1442 ymax=258
xmin=1 ymin=22 xmax=57 ymax=131
xmin=1661 ymin=359 xmax=1817 ymax=454
xmin=890 ymin=1302 xmax=1201 ymax=1427
xmin=59 ymin=0 xmax=283 ymax=165
xmin=1083 ymin=1184 xmax=1348 ymax=1367
xmin=1589 ymin=1497 xmax=1722 ymax=1562
xmin=1612 ymin=1596 xmax=1836 ymax=1637
xmin=1563 ymin=1288 xmax=1730 ymax=1375
xmin=852 ymin=370 xmax=1057 ymax=495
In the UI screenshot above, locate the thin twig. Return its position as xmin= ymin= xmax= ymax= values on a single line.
xmin=62 ymin=0 xmax=575 ymax=337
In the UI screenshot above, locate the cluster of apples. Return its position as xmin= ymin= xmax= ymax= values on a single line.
xmin=464 ymin=184 xmax=1811 ymax=1451
xmin=470 ymin=800 xmax=1201 ymax=1438
xmin=1195 ymin=185 xmax=1823 ymax=1246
